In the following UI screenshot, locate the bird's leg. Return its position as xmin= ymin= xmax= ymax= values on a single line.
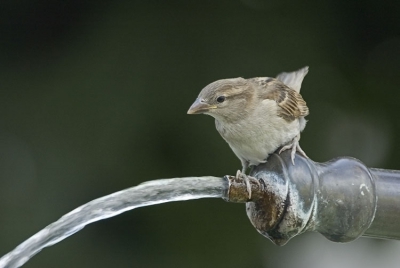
xmin=236 ymin=160 xmax=252 ymax=200
xmin=279 ymin=134 xmax=308 ymax=165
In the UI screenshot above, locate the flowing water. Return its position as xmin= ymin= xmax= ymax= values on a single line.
xmin=0 ymin=176 xmax=227 ymax=268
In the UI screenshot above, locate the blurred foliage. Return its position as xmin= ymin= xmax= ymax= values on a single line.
xmin=0 ymin=0 xmax=399 ymax=267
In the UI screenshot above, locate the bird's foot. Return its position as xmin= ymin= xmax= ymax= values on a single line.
xmin=279 ymin=136 xmax=308 ymax=165
xmin=236 ymin=170 xmax=252 ymax=200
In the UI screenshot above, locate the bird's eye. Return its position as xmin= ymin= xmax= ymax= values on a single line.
xmin=216 ymin=96 xmax=226 ymax=103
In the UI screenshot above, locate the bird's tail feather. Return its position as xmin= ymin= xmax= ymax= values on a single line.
xmin=276 ymin=66 xmax=309 ymax=93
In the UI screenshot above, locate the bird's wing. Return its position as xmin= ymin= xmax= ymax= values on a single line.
xmin=254 ymin=78 xmax=309 ymax=122
xmin=276 ymin=66 xmax=309 ymax=93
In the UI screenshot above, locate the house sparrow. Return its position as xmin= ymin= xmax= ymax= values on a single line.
xmin=187 ymin=67 xmax=309 ymax=199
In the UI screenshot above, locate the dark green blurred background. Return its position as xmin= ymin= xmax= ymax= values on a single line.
xmin=1 ymin=1 xmax=400 ymax=267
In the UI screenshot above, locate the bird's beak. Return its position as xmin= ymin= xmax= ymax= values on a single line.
xmin=187 ymin=98 xmax=216 ymax=114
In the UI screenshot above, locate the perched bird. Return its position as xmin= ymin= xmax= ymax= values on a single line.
xmin=187 ymin=66 xmax=309 ymax=199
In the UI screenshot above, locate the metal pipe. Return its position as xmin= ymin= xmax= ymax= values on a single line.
xmin=225 ymin=151 xmax=400 ymax=246
xmin=364 ymin=168 xmax=400 ymax=240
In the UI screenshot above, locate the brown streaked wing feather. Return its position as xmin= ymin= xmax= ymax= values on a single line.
xmin=259 ymin=80 xmax=309 ymax=122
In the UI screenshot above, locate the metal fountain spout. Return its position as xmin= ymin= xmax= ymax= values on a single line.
xmin=225 ymin=151 xmax=399 ymax=246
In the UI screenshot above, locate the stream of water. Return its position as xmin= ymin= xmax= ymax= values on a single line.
xmin=0 ymin=176 xmax=227 ymax=268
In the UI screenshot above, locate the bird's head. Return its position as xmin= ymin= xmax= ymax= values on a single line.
xmin=187 ymin=77 xmax=253 ymax=122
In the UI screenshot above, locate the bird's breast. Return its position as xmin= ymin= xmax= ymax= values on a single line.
xmin=215 ymin=115 xmax=300 ymax=166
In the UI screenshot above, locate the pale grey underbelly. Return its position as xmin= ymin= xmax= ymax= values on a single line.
xmin=216 ymin=119 xmax=300 ymax=166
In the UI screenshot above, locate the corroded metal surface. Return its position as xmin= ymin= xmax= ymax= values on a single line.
xmin=247 ymin=151 xmax=319 ymax=246
xmin=224 ymin=175 xmax=263 ymax=203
